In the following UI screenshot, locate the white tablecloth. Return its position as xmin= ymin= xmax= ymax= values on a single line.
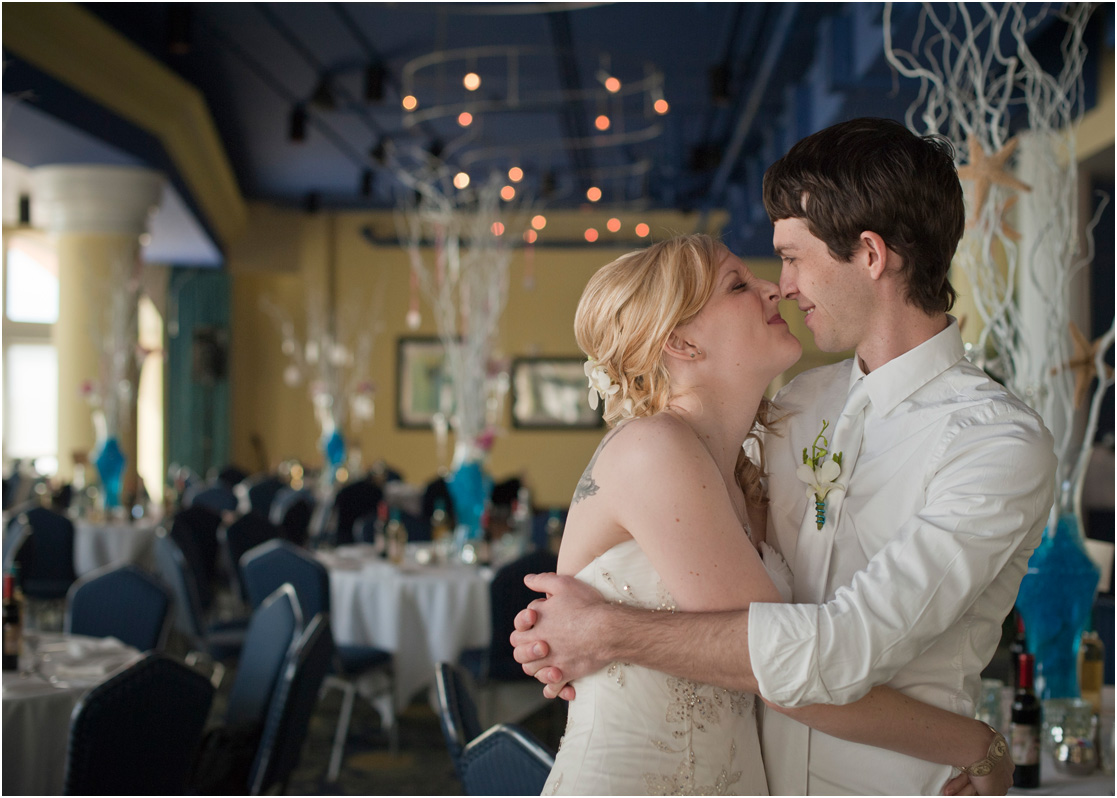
xmin=318 ymin=544 xmax=492 ymax=710
xmin=2 ymin=632 xmax=142 ymax=795
xmin=73 ymin=519 xmax=159 ymax=575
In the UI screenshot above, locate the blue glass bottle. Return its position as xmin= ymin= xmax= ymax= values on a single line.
xmin=92 ymin=436 xmax=126 ymax=510
xmin=1015 ymin=508 xmax=1100 ymax=699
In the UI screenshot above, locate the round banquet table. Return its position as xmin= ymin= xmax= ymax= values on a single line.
xmin=73 ymin=517 xmax=159 ymax=575
xmin=2 ymin=632 xmax=142 ymax=795
xmin=317 ymin=544 xmax=492 ymax=711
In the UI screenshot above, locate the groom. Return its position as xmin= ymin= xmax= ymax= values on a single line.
xmin=511 ymin=118 xmax=1056 ymax=795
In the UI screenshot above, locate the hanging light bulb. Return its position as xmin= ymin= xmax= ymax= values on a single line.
xmin=654 ymin=98 xmax=669 ymax=114
xmin=463 ymin=72 xmax=481 ymax=91
xmin=458 ymin=111 xmax=473 ymax=127
xmin=501 ymin=185 xmax=516 ymax=201
xmin=607 ymin=217 xmax=621 ymax=232
xmin=453 ymin=172 xmax=471 ymax=189
xmin=402 ymin=95 xmax=418 ymax=111
xmin=586 ymin=187 xmax=602 ymax=202
xmin=584 ymin=228 xmax=600 ymax=242
xmin=635 ymin=222 xmax=650 ymax=237
xmin=531 ymin=215 xmax=547 ymax=230
xmin=595 ymin=115 xmax=611 ymax=131
xmin=508 ymin=166 xmax=523 ymax=182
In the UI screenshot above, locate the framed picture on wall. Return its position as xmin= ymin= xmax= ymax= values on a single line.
xmin=396 ymin=337 xmax=451 ymax=429
xmin=511 ymin=357 xmax=605 ymax=429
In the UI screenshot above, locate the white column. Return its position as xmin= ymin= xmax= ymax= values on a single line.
xmin=30 ymin=165 xmax=163 ymax=489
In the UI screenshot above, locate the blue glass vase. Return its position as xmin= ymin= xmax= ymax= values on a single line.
xmin=1015 ymin=511 xmax=1100 ymax=699
xmin=447 ymin=444 xmax=493 ymax=546
xmin=321 ymin=428 xmax=346 ymax=482
xmin=92 ymin=435 xmax=125 ymax=510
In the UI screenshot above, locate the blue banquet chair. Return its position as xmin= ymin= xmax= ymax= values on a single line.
xmin=459 ymin=724 xmax=555 ymax=796
xmin=434 ymin=661 xmax=555 ymax=795
xmin=189 ymin=584 xmax=304 ymax=794
xmin=269 ymin=487 xmax=315 ymax=547
xmin=65 ymin=564 xmax=172 ymax=652
xmin=220 ymin=511 xmax=280 ymax=605
xmin=239 ymin=474 xmax=286 ymax=517
xmin=240 ymin=538 xmax=396 ymax=781
xmin=64 ymin=652 xmax=215 ymax=795
xmin=434 ymin=661 xmax=484 ymax=781
xmin=154 ymin=528 xmax=245 ymax=665
xmin=9 ymin=505 xmax=77 ymax=600
xmin=249 ymin=613 xmax=334 ymax=795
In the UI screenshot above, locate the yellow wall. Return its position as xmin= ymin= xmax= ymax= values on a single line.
xmin=226 ymin=206 xmax=803 ymax=507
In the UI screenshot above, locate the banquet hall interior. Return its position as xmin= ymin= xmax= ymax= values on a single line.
xmin=2 ymin=2 xmax=1114 ymax=795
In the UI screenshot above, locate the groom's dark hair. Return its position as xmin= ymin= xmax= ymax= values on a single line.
xmin=763 ymin=117 xmax=963 ymax=315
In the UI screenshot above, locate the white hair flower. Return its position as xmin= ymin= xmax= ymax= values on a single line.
xmin=584 ymin=358 xmax=620 ymax=411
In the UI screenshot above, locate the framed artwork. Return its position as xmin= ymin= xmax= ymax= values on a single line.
xmin=396 ymin=337 xmax=451 ymax=429
xmin=511 ymin=357 xmax=604 ymax=429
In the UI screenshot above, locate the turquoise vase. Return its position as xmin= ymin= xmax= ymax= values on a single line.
xmin=447 ymin=447 xmax=493 ymax=546
xmin=92 ymin=436 xmax=125 ymax=510
xmin=1015 ymin=511 xmax=1100 ymax=699
xmin=321 ymin=428 xmax=346 ymax=481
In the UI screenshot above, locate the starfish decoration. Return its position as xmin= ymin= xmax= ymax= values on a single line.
xmin=1050 ymin=321 xmax=1115 ymax=408
xmin=968 ymin=195 xmax=1021 ymax=241
xmin=957 ymin=135 xmax=1032 ymax=225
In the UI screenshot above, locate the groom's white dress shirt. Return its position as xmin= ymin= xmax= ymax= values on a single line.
xmin=749 ymin=319 xmax=1056 ymax=795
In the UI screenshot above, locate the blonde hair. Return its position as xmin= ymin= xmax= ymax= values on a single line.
xmin=574 ymin=234 xmax=777 ymax=507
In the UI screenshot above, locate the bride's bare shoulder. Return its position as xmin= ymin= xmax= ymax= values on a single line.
xmin=600 ymin=412 xmax=704 ymax=466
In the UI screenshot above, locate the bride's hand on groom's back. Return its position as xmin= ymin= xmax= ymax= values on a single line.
xmin=510 ymin=572 xmax=611 ymax=701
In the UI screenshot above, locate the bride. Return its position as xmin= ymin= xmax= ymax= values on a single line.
xmin=543 ymin=234 xmax=1003 ymax=795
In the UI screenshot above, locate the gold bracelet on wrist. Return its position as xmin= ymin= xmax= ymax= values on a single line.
xmin=961 ymin=724 xmax=1008 ymax=777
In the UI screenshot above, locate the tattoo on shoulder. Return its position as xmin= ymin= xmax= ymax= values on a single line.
xmin=572 ymin=424 xmax=626 ymax=504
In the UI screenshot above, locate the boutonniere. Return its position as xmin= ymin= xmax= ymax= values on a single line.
xmin=796 ymin=420 xmax=845 ymax=529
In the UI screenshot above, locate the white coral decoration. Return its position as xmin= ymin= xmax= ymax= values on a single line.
xmin=584 ymin=358 xmax=619 ymax=411
xmin=795 ymin=459 xmax=843 ymax=501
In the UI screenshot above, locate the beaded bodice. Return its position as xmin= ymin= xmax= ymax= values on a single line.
xmin=543 ymin=538 xmax=789 ymax=796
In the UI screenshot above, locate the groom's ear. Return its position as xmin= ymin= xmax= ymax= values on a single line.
xmin=858 ymin=231 xmax=891 ymax=281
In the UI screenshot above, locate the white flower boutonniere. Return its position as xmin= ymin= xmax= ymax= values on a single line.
xmin=796 ymin=419 xmax=845 ymax=529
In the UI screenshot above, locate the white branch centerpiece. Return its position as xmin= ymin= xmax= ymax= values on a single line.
xmin=885 ymin=1 xmax=1111 ymax=699
xmin=262 ymin=288 xmax=383 ymax=481
xmin=79 ymin=249 xmax=146 ymax=509
xmin=393 ymin=151 xmax=529 ymax=542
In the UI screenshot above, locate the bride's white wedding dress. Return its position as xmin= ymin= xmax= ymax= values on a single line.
xmin=543 ymin=538 xmax=794 ymax=796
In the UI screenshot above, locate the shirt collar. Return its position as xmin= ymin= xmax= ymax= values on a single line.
xmin=849 ymin=316 xmax=966 ymax=416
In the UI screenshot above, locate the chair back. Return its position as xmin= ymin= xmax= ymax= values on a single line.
xmin=434 ymin=661 xmax=484 ymax=780
xmin=241 ymin=538 xmax=330 ymax=619
xmin=153 ymin=529 xmax=207 ymax=647
xmin=184 ymin=481 xmax=239 ymax=515
xmin=12 ymin=506 xmax=77 ymax=599
xmin=242 ymin=475 xmax=285 ymax=517
xmin=225 ymin=584 xmax=303 ymax=729
xmin=249 ymin=614 xmax=334 ymax=795
xmin=221 ymin=512 xmax=280 ymax=603
xmin=171 ymin=505 xmax=224 ymax=610
xmin=65 ymin=565 xmax=171 ymax=652
xmin=269 ymin=488 xmax=314 ymax=546
xmin=64 ymin=653 xmax=215 ymax=795
xmin=487 ymin=550 xmax=558 ymax=681
xmin=460 ymin=724 xmax=555 ymax=796
xmin=332 ymin=479 xmax=383 ymax=546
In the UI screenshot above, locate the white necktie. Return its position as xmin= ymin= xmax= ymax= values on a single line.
xmin=792 ymin=378 xmax=870 ymax=603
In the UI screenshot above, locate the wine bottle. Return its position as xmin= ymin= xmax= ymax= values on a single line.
xmin=3 ymin=566 xmax=23 ymax=672
xmin=1011 ymin=652 xmax=1041 ymax=789
xmin=1077 ymin=629 xmax=1104 ymax=715
xmin=386 ymin=507 xmax=407 ymax=565
xmin=1009 ymin=611 xmax=1027 ymax=689
xmin=430 ymin=499 xmax=451 ymax=543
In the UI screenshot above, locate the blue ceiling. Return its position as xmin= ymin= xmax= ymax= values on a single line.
xmin=2 ymin=3 xmax=1108 ymax=262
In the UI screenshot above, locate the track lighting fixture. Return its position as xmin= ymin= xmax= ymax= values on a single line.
xmin=289 ymin=105 xmax=308 ymax=142
xmin=364 ymin=62 xmax=386 ymax=102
